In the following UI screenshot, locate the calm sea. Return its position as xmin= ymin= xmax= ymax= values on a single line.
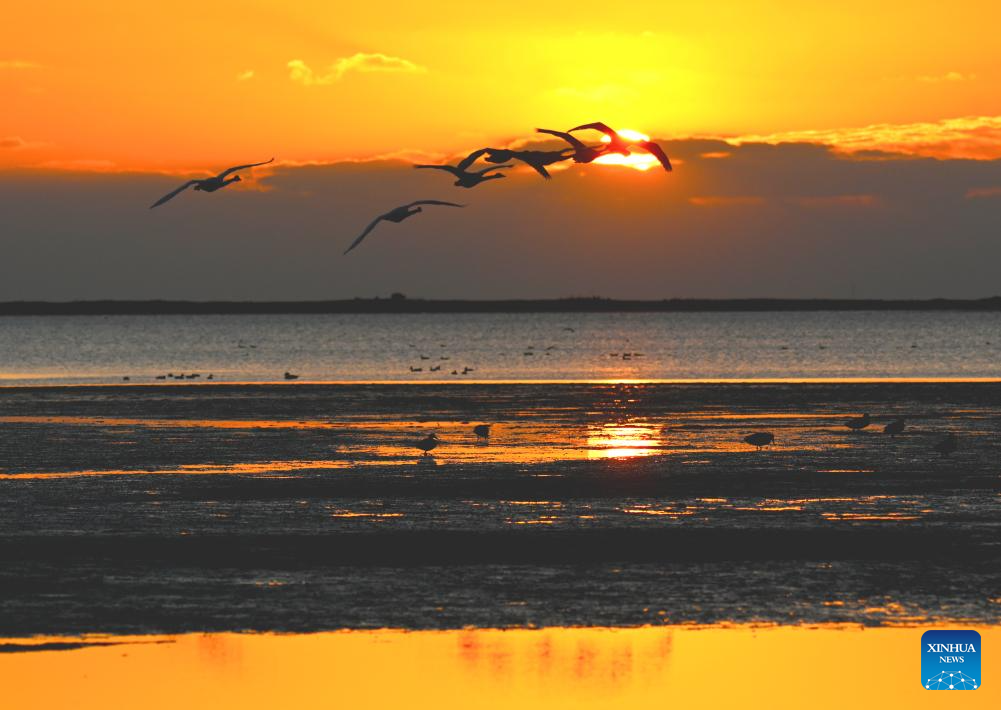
xmin=0 ymin=311 xmax=999 ymax=385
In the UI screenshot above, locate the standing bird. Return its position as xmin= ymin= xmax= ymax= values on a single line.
xmin=343 ymin=200 xmax=464 ymax=254
xmin=845 ymin=413 xmax=871 ymax=433
xmin=743 ymin=432 xmax=775 ymax=450
xmin=149 ymin=158 xmax=274 ymax=208
xmin=535 ymin=128 xmax=610 ymax=164
xmin=932 ymin=433 xmax=958 ymax=456
xmin=473 ymin=424 xmax=491 ymax=439
xmin=413 ymin=149 xmax=512 ymax=188
xmin=415 ymin=433 xmax=440 ymax=456
xmin=482 ymin=148 xmax=573 ymax=179
xmin=568 ymin=122 xmax=673 ymax=172
xmin=883 ymin=418 xmax=906 ymax=437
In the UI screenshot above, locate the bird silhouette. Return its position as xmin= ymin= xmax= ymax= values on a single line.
xmin=344 ymin=200 xmax=463 ymax=254
xmin=414 ymin=149 xmax=512 ymax=187
xmin=535 ymin=128 xmax=609 ymax=164
xmin=473 ymin=424 xmax=491 ymax=439
xmin=845 ymin=413 xmax=871 ymax=432
xmin=482 ymin=148 xmax=573 ymax=179
xmin=149 ymin=158 xmax=274 ymax=208
xmin=415 ymin=433 xmax=439 ymax=456
xmin=932 ymin=433 xmax=958 ymax=456
xmin=883 ymin=418 xmax=906 ymax=436
xmin=569 ymin=122 xmax=673 ymax=171
xmin=284 ymin=371 xmax=299 ymax=380
xmin=743 ymin=432 xmax=775 ymax=449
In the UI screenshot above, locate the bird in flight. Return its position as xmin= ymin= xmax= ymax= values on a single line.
xmin=568 ymin=122 xmax=673 ymax=172
xmin=535 ymin=128 xmax=610 ymax=164
xmin=482 ymin=148 xmax=574 ymax=179
xmin=149 ymin=158 xmax=274 ymax=208
xmin=344 ymin=200 xmax=464 ymax=254
xmin=414 ymin=149 xmax=513 ymax=188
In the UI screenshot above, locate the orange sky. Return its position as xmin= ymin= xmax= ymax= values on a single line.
xmin=3 ymin=1 xmax=1001 ymax=171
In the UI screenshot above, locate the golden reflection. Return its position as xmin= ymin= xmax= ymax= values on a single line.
xmin=586 ymin=421 xmax=662 ymax=459
xmin=2 ymin=626 xmax=998 ymax=709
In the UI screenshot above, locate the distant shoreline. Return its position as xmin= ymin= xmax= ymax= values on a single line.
xmin=2 ymin=296 xmax=1001 ymax=316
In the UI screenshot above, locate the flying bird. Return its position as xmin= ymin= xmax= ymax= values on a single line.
xmin=414 ymin=149 xmax=512 ymax=188
xmin=568 ymin=122 xmax=673 ymax=172
xmin=343 ymin=200 xmax=464 ymax=254
xmin=482 ymin=148 xmax=573 ymax=179
xmin=149 ymin=158 xmax=274 ymax=208
xmin=743 ymin=432 xmax=775 ymax=450
xmin=535 ymin=128 xmax=610 ymax=164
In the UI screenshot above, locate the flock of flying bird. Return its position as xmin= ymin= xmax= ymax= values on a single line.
xmin=149 ymin=122 xmax=673 ymax=254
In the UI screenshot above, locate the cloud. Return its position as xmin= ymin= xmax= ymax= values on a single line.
xmin=6 ymin=137 xmax=1001 ymax=301
xmin=918 ymin=71 xmax=975 ymax=83
xmin=0 ymin=60 xmax=41 ymax=70
xmin=1 ymin=136 xmax=46 ymax=150
xmin=236 ymin=70 xmax=255 ymax=81
xmin=965 ymin=186 xmax=1001 ymax=200
xmin=688 ymin=196 xmax=764 ymax=207
xmin=288 ymin=53 xmax=426 ymax=86
xmin=791 ymin=195 xmax=879 ymax=208
xmin=732 ymin=115 xmax=1001 ymax=160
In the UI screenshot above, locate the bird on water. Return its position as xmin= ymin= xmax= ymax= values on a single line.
xmin=884 ymin=418 xmax=906 ymax=436
xmin=845 ymin=413 xmax=871 ymax=432
xmin=932 ymin=433 xmax=958 ymax=456
xmin=473 ymin=424 xmax=491 ymax=439
xmin=743 ymin=432 xmax=775 ymax=449
xmin=150 ymin=158 xmax=274 ymax=208
xmin=415 ymin=433 xmax=440 ymax=456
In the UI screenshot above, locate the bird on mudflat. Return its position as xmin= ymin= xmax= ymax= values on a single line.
xmin=932 ymin=433 xmax=958 ymax=456
xmin=343 ymin=200 xmax=463 ymax=254
xmin=415 ymin=433 xmax=440 ymax=456
xmin=482 ymin=148 xmax=573 ymax=179
xmin=473 ymin=424 xmax=491 ymax=439
xmin=844 ymin=413 xmax=871 ymax=433
xmin=413 ymin=149 xmax=512 ymax=188
xmin=884 ymin=418 xmax=906 ymax=437
xmin=568 ymin=122 xmax=673 ymax=171
xmin=535 ymin=128 xmax=610 ymax=164
xmin=743 ymin=432 xmax=775 ymax=450
xmin=150 ymin=158 xmax=274 ymax=208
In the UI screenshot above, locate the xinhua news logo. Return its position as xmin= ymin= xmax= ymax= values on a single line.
xmin=921 ymin=630 xmax=981 ymax=690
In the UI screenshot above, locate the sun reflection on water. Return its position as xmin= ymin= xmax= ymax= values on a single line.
xmin=586 ymin=421 xmax=662 ymax=459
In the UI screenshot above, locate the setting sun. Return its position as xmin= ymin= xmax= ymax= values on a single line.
xmin=593 ymin=127 xmax=662 ymax=170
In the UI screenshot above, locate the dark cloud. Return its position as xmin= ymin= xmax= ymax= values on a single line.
xmin=1 ymin=139 xmax=1000 ymax=300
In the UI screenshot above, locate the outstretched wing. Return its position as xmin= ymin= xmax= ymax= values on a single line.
xmin=413 ymin=164 xmax=461 ymax=176
xmin=471 ymin=163 xmax=512 ymax=176
xmin=536 ymin=128 xmax=586 ymax=150
xmin=457 ymin=148 xmax=490 ymax=171
xmin=343 ymin=214 xmax=387 ymax=255
xmin=568 ymin=122 xmax=618 ymax=138
xmin=149 ymin=180 xmax=199 ymax=209
xmin=217 ymin=157 xmax=275 ymax=179
xmin=516 ymin=156 xmax=552 ymax=179
xmin=405 ymin=200 xmax=465 ymax=208
xmin=637 ymin=141 xmax=672 ymax=171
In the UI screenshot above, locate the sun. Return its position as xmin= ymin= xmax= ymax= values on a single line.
xmin=593 ymin=128 xmax=660 ymax=171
